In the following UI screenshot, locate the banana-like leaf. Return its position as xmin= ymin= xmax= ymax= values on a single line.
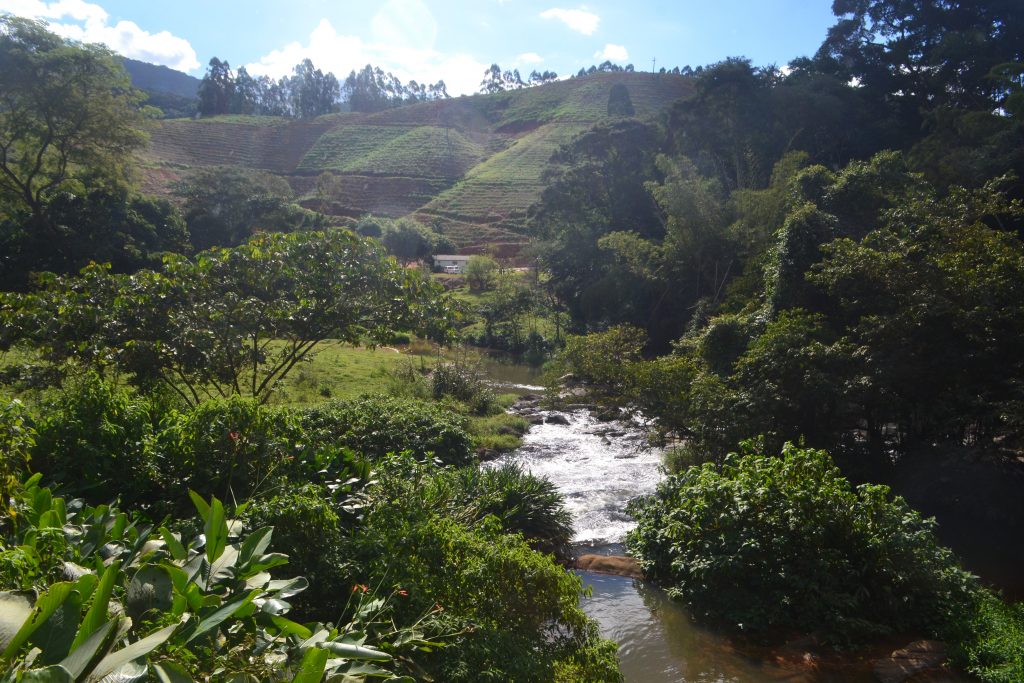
xmin=0 ymin=591 xmax=36 ymax=654
xmin=30 ymin=588 xmax=82 ymax=664
xmin=184 ymin=591 xmax=258 ymax=644
xmin=188 ymin=492 xmax=210 ymax=525
xmin=87 ymin=620 xmax=179 ymax=682
xmin=203 ymin=498 xmax=227 ymax=565
xmin=152 ymin=661 xmax=194 ymax=683
xmin=158 ymin=528 xmax=187 ymax=562
xmin=60 ymin=618 xmax=119 ymax=680
xmin=94 ymin=658 xmax=147 ymax=683
xmin=72 ymin=566 xmax=118 ymax=654
xmin=291 ymin=646 xmax=328 ymax=683
xmin=236 ymin=527 xmax=273 ymax=570
xmin=1 ymin=583 xmax=74 ymax=663
xmin=18 ymin=665 xmax=73 ymax=682
xmin=126 ymin=566 xmax=173 ymax=624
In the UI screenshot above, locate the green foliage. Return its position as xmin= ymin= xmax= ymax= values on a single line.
xmin=952 ymin=590 xmax=1024 ymax=683
xmin=297 ymin=394 xmax=472 ymax=466
xmin=606 ymin=84 xmax=635 ymax=117
xmin=554 ymin=325 xmax=645 ymax=403
xmin=0 ymin=17 xmax=148 ymax=231
xmin=32 ymin=374 xmax=160 ymax=507
xmin=464 ymin=255 xmax=498 ymax=292
xmin=174 ymin=166 xmax=324 ymax=250
xmin=626 ymin=443 xmax=977 ymax=644
xmin=1 ymin=230 xmax=455 ymax=406
xmin=0 ymin=398 xmax=32 ymax=524
xmin=423 ymin=463 xmax=574 ymax=557
xmin=353 ymin=460 xmax=620 ymax=682
xmin=431 ymin=358 xmax=496 ymax=416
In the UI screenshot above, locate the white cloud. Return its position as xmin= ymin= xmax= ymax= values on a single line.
xmin=594 ymin=43 xmax=628 ymax=62
xmin=517 ymin=52 xmax=543 ymax=64
xmin=0 ymin=0 xmax=199 ymax=72
xmin=245 ymin=10 xmax=489 ymax=97
xmin=540 ymin=7 xmax=599 ymax=35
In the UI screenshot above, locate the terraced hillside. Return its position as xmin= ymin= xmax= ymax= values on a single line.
xmin=140 ymin=72 xmax=691 ymax=252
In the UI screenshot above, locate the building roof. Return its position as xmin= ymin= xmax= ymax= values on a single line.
xmin=433 ymin=254 xmax=471 ymax=261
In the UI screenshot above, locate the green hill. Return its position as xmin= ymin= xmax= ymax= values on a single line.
xmin=140 ymin=72 xmax=692 ymax=252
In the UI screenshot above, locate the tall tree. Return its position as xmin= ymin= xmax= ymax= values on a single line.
xmin=0 ymin=16 xmax=148 ymax=235
xmin=197 ymin=57 xmax=235 ymax=116
xmin=288 ymin=58 xmax=340 ymax=118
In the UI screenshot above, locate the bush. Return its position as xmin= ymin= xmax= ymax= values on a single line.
xmin=431 ymin=359 xmax=496 ymax=415
xmin=243 ymin=482 xmax=353 ymax=623
xmin=353 ymin=462 xmax=620 ymax=682
xmin=425 ymin=463 xmax=574 ymax=557
xmin=0 ymin=397 xmax=33 ymax=522
xmin=953 ymin=590 xmax=1024 ymax=683
xmin=297 ymin=394 xmax=472 ymax=466
xmin=153 ymin=395 xmax=297 ymax=510
xmin=32 ymin=373 xmax=161 ymax=506
xmin=626 ymin=442 xmax=977 ymax=644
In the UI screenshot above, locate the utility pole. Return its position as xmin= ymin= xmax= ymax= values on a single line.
xmin=652 ymin=57 xmax=656 ymax=73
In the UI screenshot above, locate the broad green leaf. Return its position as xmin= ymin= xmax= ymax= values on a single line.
xmin=72 ymin=565 xmax=117 ymax=653
xmin=267 ymin=577 xmax=307 ymax=600
xmin=184 ymin=591 xmax=258 ymax=644
xmin=236 ymin=527 xmax=273 ymax=569
xmin=73 ymin=573 xmax=99 ymax=603
xmin=158 ymin=528 xmax=187 ymax=562
xmin=18 ymin=665 xmax=73 ymax=682
xmin=268 ymin=615 xmax=311 ymax=639
xmin=60 ymin=619 xmax=119 ymax=680
xmin=30 ymin=588 xmax=82 ymax=664
xmin=188 ymin=491 xmax=210 ymax=524
xmin=87 ymin=620 xmax=179 ymax=681
xmin=152 ymin=661 xmax=195 ymax=683
xmin=126 ymin=566 xmax=173 ymax=623
xmin=291 ymin=646 xmax=328 ymax=683
xmin=2 ymin=583 xmax=74 ymax=663
xmin=92 ymin=658 xmax=147 ymax=683
xmin=204 ymin=498 xmax=227 ymax=565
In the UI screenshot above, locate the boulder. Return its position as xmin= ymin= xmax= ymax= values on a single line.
xmin=873 ymin=641 xmax=948 ymax=683
xmin=574 ymin=554 xmax=644 ymax=579
xmin=544 ymin=413 xmax=571 ymax=425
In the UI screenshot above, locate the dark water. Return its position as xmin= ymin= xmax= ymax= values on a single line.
xmin=577 ymin=571 xmax=878 ymax=683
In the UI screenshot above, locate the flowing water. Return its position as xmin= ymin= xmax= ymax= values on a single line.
xmin=490 ymin=400 xmax=879 ymax=683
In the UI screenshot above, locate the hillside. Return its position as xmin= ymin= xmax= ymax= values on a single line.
xmin=139 ymin=72 xmax=692 ymax=252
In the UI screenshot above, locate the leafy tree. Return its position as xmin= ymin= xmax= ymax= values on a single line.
xmin=464 ymin=255 xmax=498 ymax=291
xmin=197 ymin=56 xmax=235 ymax=116
xmin=174 ymin=166 xmax=324 ymax=250
xmin=479 ymin=64 xmax=524 ymax=94
xmin=288 ymin=58 xmax=340 ymax=118
xmin=528 ymin=69 xmax=559 ymax=85
xmin=380 ymin=218 xmax=434 ymax=264
xmin=606 ymin=83 xmax=635 ymax=116
xmin=0 ymin=16 xmax=148 ymax=235
xmin=1 ymin=230 xmax=454 ymax=406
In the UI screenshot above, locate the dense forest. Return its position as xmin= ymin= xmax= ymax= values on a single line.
xmin=1 ymin=1 xmax=1024 ymax=681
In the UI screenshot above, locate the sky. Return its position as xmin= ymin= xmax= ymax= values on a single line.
xmin=0 ymin=0 xmax=839 ymax=95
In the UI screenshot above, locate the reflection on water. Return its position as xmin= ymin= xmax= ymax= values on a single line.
xmin=579 ymin=571 xmax=877 ymax=683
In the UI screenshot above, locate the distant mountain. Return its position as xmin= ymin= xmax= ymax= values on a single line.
xmin=122 ymin=58 xmax=200 ymax=119
xmin=138 ymin=72 xmax=693 ymax=253
xmin=123 ymin=58 xmax=200 ymax=98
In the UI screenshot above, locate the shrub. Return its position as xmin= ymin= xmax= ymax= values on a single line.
xmin=32 ymin=373 xmax=161 ymax=506
xmin=153 ymin=395 xmax=297 ymax=510
xmin=425 ymin=463 xmax=574 ymax=557
xmin=353 ymin=464 xmax=620 ymax=682
xmin=243 ymin=482 xmax=353 ymax=623
xmin=0 ymin=397 xmax=33 ymax=522
xmin=953 ymin=590 xmax=1024 ymax=683
xmin=431 ymin=359 xmax=496 ymax=415
xmin=626 ymin=442 xmax=977 ymax=644
xmin=297 ymin=394 xmax=472 ymax=466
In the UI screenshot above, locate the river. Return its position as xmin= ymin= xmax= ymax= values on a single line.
xmin=491 ymin=403 xmax=881 ymax=683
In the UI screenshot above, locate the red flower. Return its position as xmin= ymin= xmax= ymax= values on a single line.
xmin=397 ymin=589 xmax=408 ymax=597
xmin=228 ymin=431 xmax=240 ymax=442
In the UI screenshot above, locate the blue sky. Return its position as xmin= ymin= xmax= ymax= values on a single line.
xmin=0 ymin=0 xmax=838 ymax=95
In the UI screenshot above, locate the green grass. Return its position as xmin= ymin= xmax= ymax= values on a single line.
xmin=266 ymin=341 xmax=431 ymax=407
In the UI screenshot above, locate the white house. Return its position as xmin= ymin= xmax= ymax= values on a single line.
xmin=433 ymin=254 xmax=472 ymax=274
